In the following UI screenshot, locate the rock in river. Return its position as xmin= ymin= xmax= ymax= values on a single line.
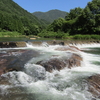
xmin=55 ymin=46 xmax=81 ymax=52
xmin=87 ymin=74 xmax=100 ymax=98
xmin=37 ymin=53 xmax=83 ymax=72
xmin=0 ymin=49 xmax=40 ymax=75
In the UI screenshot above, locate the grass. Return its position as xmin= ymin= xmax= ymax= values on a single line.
xmin=0 ymin=31 xmax=29 ymax=42
xmin=73 ymin=34 xmax=100 ymax=40
xmin=0 ymin=31 xmax=24 ymax=37
xmin=0 ymin=31 xmax=100 ymax=41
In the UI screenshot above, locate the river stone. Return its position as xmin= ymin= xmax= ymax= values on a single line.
xmin=55 ymin=46 xmax=80 ymax=52
xmin=0 ymin=49 xmax=40 ymax=75
xmin=36 ymin=53 xmax=83 ymax=72
xmin=87 ymin=74 xmax=100 ymax=98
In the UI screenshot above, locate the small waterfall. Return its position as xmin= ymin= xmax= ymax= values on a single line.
xmin=0 ymin=42 xmax=100 ymax=100
xmin=26 ymin=41 xmax=34 ymax=48
xmin=41 ymin=42 xmax=49 ymax=47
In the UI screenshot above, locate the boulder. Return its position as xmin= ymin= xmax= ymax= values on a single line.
xmin=0 ymin=49 xmax=40 ymax=75
xmin=68 ymin=53 xmax=83 ymax=68
xmin=37 ymin=58 xmax=67 ymax=72
xmin=87 ymin=74 xmax=100 ymax=98
xmin=36 ymin=53 xmax=83 ymax=72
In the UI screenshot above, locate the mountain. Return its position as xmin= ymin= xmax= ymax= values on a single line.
xmin=32 ymin=9 xmax=67 ymax=23
xmin=0 ymin=0 xmax=47 ymax=35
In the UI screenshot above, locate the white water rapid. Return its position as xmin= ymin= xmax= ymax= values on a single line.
xmin=0 ymin=42 xmax=100 ymax=100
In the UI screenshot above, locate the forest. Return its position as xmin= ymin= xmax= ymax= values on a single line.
xmin=38 ymin=0 xmax=100 ymax=39
xmin=0 ymin=0 xmax=47 ymax=36
xmin=0 ymin=0 xmax=100 ymax=39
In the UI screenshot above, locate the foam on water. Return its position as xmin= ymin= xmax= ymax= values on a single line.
xmin=0 ymin=42 xmax=100 ymax=100
xmin=74 ymin=43 xmax=100 ymax=49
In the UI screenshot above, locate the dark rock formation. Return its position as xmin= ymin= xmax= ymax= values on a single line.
xmin=37 ymin=53 xmax=83 ymax=72
xmin=0 ymin=42 xmax=26 ymax=48
xmin=37 ymin=58 xmax=66 ymax=72
xmin=87 ymin=74 xmax=100 ymax=98
xmin=59 ymin=42 xmax=65 ymax=46
xmin=0 ymin=49 xmax=40 ymax=75
xmin=52 ymin=40 xmax=65 ymax=45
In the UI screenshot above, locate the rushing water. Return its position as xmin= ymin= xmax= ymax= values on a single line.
xmin=0 ymin=42 xmax=100 ymax=100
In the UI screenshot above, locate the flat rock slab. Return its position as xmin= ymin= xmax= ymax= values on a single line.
xmin=55 ymin=46 xmax=81 ymax=52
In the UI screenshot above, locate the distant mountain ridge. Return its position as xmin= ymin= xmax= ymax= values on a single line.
xmin=32 ymin=9 xmax=67 ymax=23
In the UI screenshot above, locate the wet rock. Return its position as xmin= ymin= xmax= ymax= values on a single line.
xmin=55 ymin=46 xmax=80 ymax=52
xmin=59 ymin=42 xmax=65 ymax=46
xmin=0 ymin=75 xmax=11 ymax=85
xmin=68 ymin=53 xmax=83 ymax=68
xmin=0 ymin=42 xmax=17 ymax=48
xmin=69 ymin=46 xmax=80 ymax=51
xmin=37 ymin=53 xmax=83 ymax=72
xmin=96 ymin=41 xmax=100 ymax=43
xmin=52 ymin=40 xmax=65 ymax=45
xmin=0 ymin=42 xmax=26 ymax=48
xmin=0 ymin=50 xmax=40 ymax=75
xmin=37 ymin=58 xmax=67 ymax=72
xmin=87 ymin=74 xmax=100 ymax=98
xmin=16 ymin=42 xmax=26 ymax=47
xmin=52 ymin=40 xmax=57 ymax=45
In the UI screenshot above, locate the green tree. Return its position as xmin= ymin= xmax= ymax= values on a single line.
xmin=65 ymin=7 xmax=83 ymax=20
xmin=47 ymin=18 xmax=66 ymax=32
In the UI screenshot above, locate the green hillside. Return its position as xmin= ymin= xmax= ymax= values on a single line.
xmin=33 ymin=9 xmax=67 ymax=23
xmin=38 ymin=0 xmax=100 ymax=39
xmin=0 ymin=0 xmax=46 ymax=35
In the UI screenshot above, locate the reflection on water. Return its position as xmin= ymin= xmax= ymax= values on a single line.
xmin=0 ymin=37 xmax=29 ymax=42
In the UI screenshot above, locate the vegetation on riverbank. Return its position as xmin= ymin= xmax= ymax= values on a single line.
xmin=0 ymin=31 xmax=100 ymax=41
xmin=0 ymin=0 xmax=100 ymax=40
xmin=73 ymin=35 xmax=100 ymax=40
xmin=0 ymin=31 xmax=23 ymax=37
xmin=37 ymin=0 xmax=100 ymax=39
xmin=38 ymin=32 xmax=100 ymax=40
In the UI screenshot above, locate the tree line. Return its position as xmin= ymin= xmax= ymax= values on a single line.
xmin=0 ymin=0 xmax=100 ymax=38
xmin=38 ymin=0 xmax=100 ymax=39
xmin=0 ymin=12 xmax=43 ymax=35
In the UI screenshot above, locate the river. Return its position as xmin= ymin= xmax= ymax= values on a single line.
xmin=0 ymin=42 xmax=100 ymax=100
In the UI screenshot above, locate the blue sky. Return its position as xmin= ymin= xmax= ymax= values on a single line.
xmin=13 ymin=0 xmax=92 ymax=13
